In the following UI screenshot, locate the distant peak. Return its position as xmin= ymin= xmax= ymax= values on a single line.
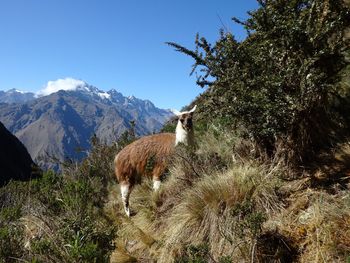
xmin=107 ymin=89 xmax=121 ymax=94
xmin=7 ymin=88 xmax=29 ymax=94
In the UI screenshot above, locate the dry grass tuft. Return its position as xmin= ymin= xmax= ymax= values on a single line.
xmin=155 ymin=162 xmax=282 ymax=262
xmin=110 ymin=240 xmax=137 ymax=263
xmin=273 ymin=189 xmax=350 ymax=263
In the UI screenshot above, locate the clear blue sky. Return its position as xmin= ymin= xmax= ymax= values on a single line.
xmin=0 ymin=0 xmax=258 ymax=109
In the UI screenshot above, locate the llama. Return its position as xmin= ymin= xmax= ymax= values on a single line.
xmin=114 ymin=105 xmax=197 ymax=216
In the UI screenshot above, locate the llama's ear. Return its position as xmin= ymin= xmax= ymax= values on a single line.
xmin=171 ymin=109 xmax=182 ymax=116
xmin=189 ymin=105 xmax=197 ymax=113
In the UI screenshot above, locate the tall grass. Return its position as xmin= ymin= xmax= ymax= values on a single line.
xmin=156 ymin=163 xmax=282 ymax=262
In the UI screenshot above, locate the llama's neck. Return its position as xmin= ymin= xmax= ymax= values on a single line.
xmin=175 ymin=121 xmax=194 ymax=146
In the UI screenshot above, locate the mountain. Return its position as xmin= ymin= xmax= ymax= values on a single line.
xmin=0 ymin=121 xmax=37 ymax=186
xmin=0 ymin=89 xmax=35 ymax=103
xmin=0 ymin=80 xmax=172 ymax=169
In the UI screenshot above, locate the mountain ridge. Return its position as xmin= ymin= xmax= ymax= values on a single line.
xmin=0 ymin=80 xmax=173 ymax=169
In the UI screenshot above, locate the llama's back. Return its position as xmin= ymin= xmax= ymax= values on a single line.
xmin=114 ymin=133 xmax=176 ymax=183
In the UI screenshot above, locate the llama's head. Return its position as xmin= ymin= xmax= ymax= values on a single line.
xmin=171 ymin=105 xmax=197 ymax=132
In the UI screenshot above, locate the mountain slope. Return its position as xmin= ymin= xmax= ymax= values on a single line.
xmin=0 ymin=83 xmax=172 ymax=169
xmin=0 ymin=121 xmax=36 ymax=186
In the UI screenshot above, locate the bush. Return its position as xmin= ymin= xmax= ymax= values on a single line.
xmin=168 ymin=0 xmax=350 ymax=163
xmin=26 ymin=167 xmax=117 ymax=262
xmin=0 ymin=181 xmax=29 ymax=262
xmin=0 ymin=225 xmax=25 ymax=261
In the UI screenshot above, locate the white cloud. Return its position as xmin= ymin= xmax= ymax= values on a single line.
xmin=36 ymin=78 xmax=87 ymax=96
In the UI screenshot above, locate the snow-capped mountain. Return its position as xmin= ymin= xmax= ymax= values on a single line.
xmin=0 ymin=78 xmax=173 ymax=170
xmin=0 ymin=79 xmax=164 ymax=111
xmin=0 ymin=89 xmax=35 ymax=103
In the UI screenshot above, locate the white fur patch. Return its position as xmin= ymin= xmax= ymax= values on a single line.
xmin=153 ymin=180 xmax=161 ymax=191
xmin=175 ymin=121 xmax=188 ymax=146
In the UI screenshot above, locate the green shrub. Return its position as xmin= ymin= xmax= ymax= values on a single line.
xmin=175 ymin=244 xmax=210 ymax=263
xmin=161 ymin=122 xmax=177 ymax=133
xmin=0 ymin=205 xmax=21 ymax=221
xmin=0 ymin=225 xmax=25 ymax=261
xmin=175 ymin=244 xmax=234 ymax=263
xmin=0 ymin=181 xmax=29 ymax=262
xmin=168 ymin=0 xmax=350 ymax=163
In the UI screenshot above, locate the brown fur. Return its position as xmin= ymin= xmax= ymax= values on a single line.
xmin=114 ymin=133 xmax=175 ymax=187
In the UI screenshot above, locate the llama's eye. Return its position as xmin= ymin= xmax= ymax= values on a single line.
xmin=180 ymin=119 xmax=184 ymax=123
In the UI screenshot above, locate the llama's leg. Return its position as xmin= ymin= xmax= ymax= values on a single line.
xmin=152 ymin=166 xmax=163 ymax=191
xmin=120 ymin=184 xmax=131 ymax=217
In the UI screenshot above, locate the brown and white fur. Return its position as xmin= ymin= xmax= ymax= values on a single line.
xmin=114 ymin=105 xmax=197 ymax=216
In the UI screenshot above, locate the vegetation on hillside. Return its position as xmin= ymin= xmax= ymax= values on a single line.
xmin=1 ymin=0 xmax=350 ymax=262
xmin=0 ymin=138 xmax=120 ymax=262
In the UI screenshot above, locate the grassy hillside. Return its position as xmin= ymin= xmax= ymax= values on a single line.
xmin=1 ymin=123 xmax=349 ymax=262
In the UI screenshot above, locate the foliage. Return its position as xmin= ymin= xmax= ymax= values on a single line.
xmin=0 ymin=181 xmax=29 ymax=261
xmin=0 ymin=170 xmax=116 ymax=262
xmin=168 ymin=0 xmax=350 ymax=162
xmin=229 ymin=201 xmax=266 ymax=239
xmin=175 ymin=244 xmax=211 ymax=263
xmin=161 ymin=120 xmax=177 ymax=133
xmin=115 ymin=120 xmax=136 ymax=149
xmin=0 ymin=225 xmax=25 ymax=262
xmin=0 ymin=134 xmax=125 ymax=262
